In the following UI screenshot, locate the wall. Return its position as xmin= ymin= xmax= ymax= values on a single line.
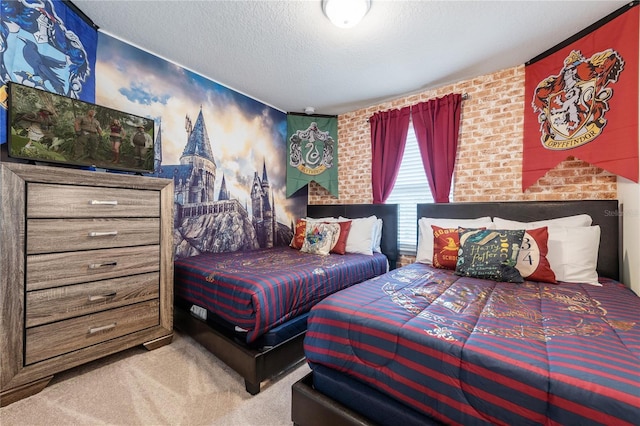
xmin=93 ymin=34 xmax=305 ymax=259
xmin=310 ymin=65 xmax=620 ymax=269
xmin=616 ymin=44 xmax=640 ymax=295
xmin=310 ymin=65 xmax=617 ymax=204
xmin=615 ymin=26 xmax=640 ymax=295
xmin=618 ymin=178 xmax=640 ymax=294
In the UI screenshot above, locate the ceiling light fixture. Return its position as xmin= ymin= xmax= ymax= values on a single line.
xmin=322 ymin=0 xmax=371 ymax=29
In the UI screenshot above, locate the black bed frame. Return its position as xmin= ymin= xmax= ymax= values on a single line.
xmin=291 ymin=200 xmax=620 ymax=426
xmin=417 ymin=200 xmax=620 ymax=280
xmin=174 ymin=204 xmax=398 ymax=395
xmin=307 ymin=204 xmax=399 ymax=270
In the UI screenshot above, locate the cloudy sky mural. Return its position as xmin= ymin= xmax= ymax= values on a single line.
xmin=95 ymin=32 xmax=304 ymax=226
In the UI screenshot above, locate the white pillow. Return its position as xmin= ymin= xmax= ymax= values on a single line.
xmin=415 ymin=216 xmax=493 ymax=264
xmin=339 ymin=215 xmax=378 ymax=255
xmin=546 ymin=225 xmax=601 ymax=285
xmin=493 ymin=214 xmax=592 ymax=230
xmin=373 ymin=218 xmax=383 ymax=253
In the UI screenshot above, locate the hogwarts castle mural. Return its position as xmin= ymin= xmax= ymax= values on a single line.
xmin=156 ymin=107 xmax=295 ymax=258
xmin=94 ymin=33 xmax=306 ymax=259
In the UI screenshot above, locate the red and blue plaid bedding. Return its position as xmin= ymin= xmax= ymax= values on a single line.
xmin=175 ymin=246 xmax=388 ymax=343
xmin=304 ymin=263 xmax=640 ymax=425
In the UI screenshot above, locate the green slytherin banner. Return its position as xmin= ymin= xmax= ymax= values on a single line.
xmin=286 ymin=114 xmax=338 ymax=197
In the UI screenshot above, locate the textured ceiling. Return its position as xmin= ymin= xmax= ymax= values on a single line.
xmin=71 ymin=0 xmax=628 ymax=115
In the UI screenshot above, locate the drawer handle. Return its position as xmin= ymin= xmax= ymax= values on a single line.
xmin=89 ymin=200 xmax=118 ymax=206
xmin=88 ymin=261 xmax=118 ymax=269
xmin=88 ymin=292 xmax=117 ymax=302
xmin=88 ymin=231 xmax=118 ymax=237
xmin=88 ymin=323 xmax=117 ymax=334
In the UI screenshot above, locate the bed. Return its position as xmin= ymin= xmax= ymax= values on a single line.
xmin=174 ymin=204 xmax=398 ymax=395
xmin=292 ymin=200 xmax=640 ymax=426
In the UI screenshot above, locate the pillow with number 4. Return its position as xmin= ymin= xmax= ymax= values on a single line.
xmin=515 ymin=227 xmax=556 ymax=283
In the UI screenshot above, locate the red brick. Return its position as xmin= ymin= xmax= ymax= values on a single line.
xmin=309 ymin=66 xmax=616 ymax=205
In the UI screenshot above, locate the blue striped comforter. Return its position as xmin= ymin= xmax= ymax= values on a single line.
xmin=304 ymin=263 xmax=640 ymax=425
xmin=175 ymin=246 xmax=388 ymax=343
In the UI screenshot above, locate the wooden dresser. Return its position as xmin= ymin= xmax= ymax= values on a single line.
xmin=0 ymin=163 xmax=174 ymax=406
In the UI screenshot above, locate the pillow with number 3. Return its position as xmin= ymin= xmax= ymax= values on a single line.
xmin=516 ymin=227 xmax=557 ymax=283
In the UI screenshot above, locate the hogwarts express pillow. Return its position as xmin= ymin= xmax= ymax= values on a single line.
xmin=493 ymin=216 xmax=599 ymax=285
xmin=514 ymin=227 xmax=556 ymax=283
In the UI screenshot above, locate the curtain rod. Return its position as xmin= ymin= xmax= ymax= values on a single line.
xmin=287 ymin=112 xmax=337 ymax=118
xmin=367 ymin=93 xmax=468 ymax=122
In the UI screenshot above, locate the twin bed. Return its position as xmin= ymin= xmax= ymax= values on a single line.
xmin=173 ymin=204 xmax=398 ymax=394
xmin=292 ymin=200 xmax=639 ymax=426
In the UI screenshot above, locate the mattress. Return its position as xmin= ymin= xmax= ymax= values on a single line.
xmin=175 ymin=246 xmax=388 ymax=343
xmin=304 ymin=263 xmax=640 ymax=425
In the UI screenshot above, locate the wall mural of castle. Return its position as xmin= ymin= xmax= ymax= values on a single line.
xmin=95 ymin=33 xmax=306 ymax=259
xmin=156 ymin=107 xmax=295 ymax=258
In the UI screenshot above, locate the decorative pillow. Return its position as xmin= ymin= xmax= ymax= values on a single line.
xmin=338 ymin=215 xmax=378 ymax=255
xmin=546 ymin=225 xmax=601 ymax=285
xmin=330 ymin=220 xmax=352 ymax=255
xmin=431 ymin=225 xmax=489 ymax=270
xmin=416 ymin=217 xmax=494 ymax=264
xmin=455 ymin=228 xmax=526 ymax=283
xmin=493 ymin=214 xmax=592 ymax=229
xmin=290 ymin=218 xmax=307 ymax=249
xmin=431 ymin=225 xmax=461 ymax=270
xmin=515 ymin=227 xmax=556 ymax=283
xmin=300 ymin=222 xmax=341 ymax=256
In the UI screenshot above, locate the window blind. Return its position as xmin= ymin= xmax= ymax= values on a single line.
xmin=386 ymin=123 xmax=449 ymax=254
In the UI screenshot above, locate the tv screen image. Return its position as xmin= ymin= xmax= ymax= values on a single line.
xmin=7 ymin=82 xmax=155 ymax=173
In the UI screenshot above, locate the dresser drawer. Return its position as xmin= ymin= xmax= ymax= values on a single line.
xmin=27 ymin=218 xmax=160 ymax=254
xmin=1 ymin=163 xmax=174 ymax=403
xmin=27 ymin=183 xmax=160 ymax=218
xmin=27 ymin=245 xmax=160 ymax=291
xmin=26 ymin=272 xmax=160 ymax=327
xmin=25 ymin=300 xmax=160 ymax=365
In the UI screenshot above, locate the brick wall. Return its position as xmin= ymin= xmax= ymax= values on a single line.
xmin=309 ymin=65 xmax=617 ymax=204
xmin=309 ymin=65 xmax=617 ymax=266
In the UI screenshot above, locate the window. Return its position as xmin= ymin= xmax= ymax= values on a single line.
xmin=385 ymin=122 xmax=453 ymax=254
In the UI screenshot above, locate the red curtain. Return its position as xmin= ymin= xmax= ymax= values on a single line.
xmin=370 ymin=107 xmax=411 ymax=204
xmin=412 ymin=93 xmax=462 ymax=203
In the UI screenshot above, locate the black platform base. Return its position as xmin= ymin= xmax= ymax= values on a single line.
xmin=291 ymin=372 xmax=374 ymax=426
xmin=174 ymin=305 xmax=305 ymax=395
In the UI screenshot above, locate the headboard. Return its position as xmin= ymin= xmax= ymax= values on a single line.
xmin=307 ymin=204 xmax=399 ymax=270
xmin=417 ymin=200 xmax=619 ymax=281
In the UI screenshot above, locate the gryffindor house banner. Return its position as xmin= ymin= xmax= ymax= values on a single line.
xmin=286 ymin=114 xmax=338 ymax=197
xmin=522 ymin=2 xmax=638 ymax=191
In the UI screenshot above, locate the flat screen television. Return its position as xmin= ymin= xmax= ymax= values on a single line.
xmin=7 ymin=82 xmax=155 ymax=174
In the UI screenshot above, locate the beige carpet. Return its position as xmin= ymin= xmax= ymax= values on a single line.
xmin=0 ymin=331 xmax=311 ymax=425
